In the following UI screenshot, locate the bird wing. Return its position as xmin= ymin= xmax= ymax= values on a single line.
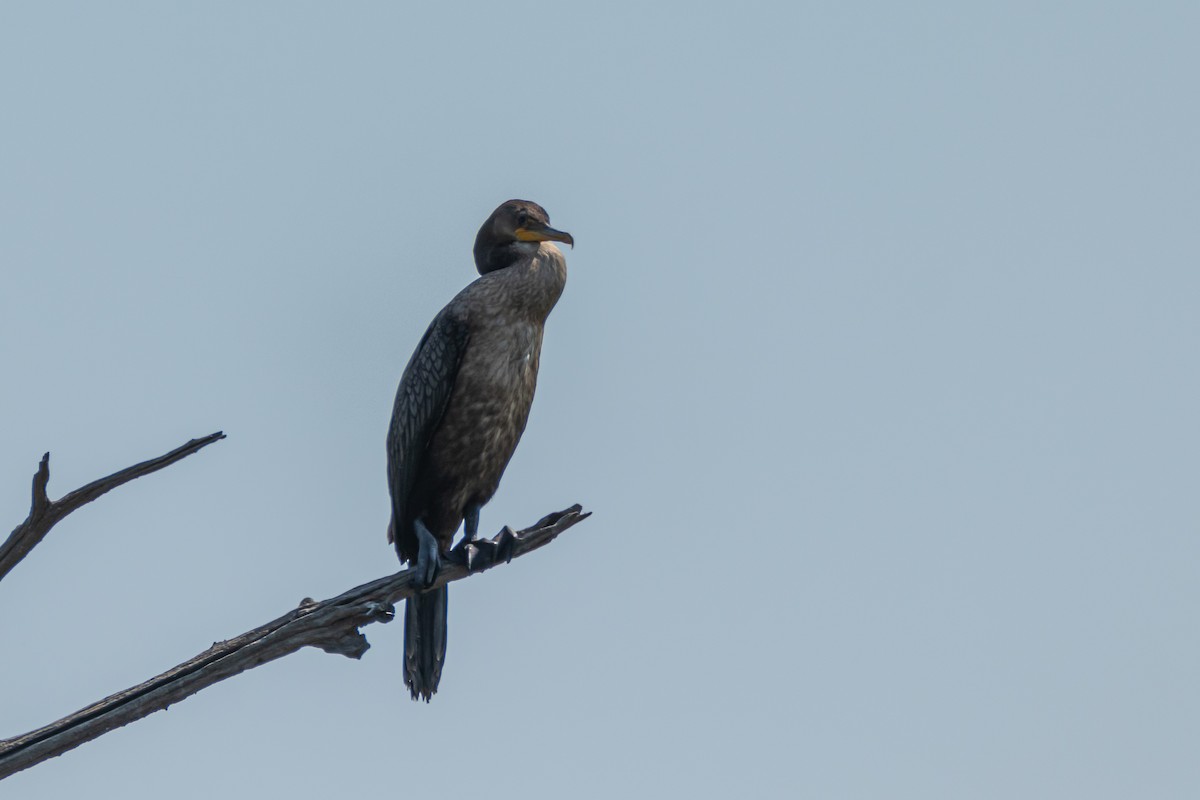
xmin=386 ymin=308 xmax=470 ymax=561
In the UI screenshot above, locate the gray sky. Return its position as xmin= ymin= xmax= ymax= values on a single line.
xmin=2 ymin=2 xmax=1198 ymax=797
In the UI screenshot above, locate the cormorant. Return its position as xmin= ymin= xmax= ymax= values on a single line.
xmin=386 ymin=199 xmax=573 ymax=701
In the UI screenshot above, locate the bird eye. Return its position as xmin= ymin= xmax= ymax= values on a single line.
xmin=516 ymin=212 xmax=529 ymax=227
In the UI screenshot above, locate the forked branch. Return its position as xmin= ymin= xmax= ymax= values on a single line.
xmin=0 ymin=432 xmax=226 ymax=584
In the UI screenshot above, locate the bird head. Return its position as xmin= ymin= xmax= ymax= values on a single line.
xmin=473 ymin=199 xmax=573 ymax=275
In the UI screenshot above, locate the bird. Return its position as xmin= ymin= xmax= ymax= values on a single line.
xmin=386 ymin=199 xmax=573 ymax=701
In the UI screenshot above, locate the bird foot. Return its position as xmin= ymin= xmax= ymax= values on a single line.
xmin=413 ymin=520 xmax=442 ymax=589
xmin=451 ymin=525 xmax=521 ymax=573
xmin=495 ymin=525 xmax=519 ymax=563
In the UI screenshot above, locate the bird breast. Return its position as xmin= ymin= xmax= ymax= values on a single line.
xmin=455 ymin=320 xmax=542 ymax=438
xmin=423 ymin=320 xmax=542 ymax=514
xmin=421 ymin=244 xmax=566 ymax=520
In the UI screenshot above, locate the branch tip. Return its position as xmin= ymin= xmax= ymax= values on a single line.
xmin=2 ymin=432 xmax=228 ymax=589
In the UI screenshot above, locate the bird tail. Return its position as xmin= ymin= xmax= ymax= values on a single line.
xmin=403 ymin=585 xmax=448 ymax=701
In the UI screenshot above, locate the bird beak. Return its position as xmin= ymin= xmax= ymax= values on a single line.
xmin=515 ymin=222 xmax=575 ymax=249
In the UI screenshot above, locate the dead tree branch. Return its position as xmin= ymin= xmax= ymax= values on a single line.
xmin=0 ymin=504 xmax=590 ymax=781
xmin=0 ymin=432 xmax=226 ymax=584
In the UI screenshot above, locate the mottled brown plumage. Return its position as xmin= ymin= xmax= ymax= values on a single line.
xmin=386 ymin=199 xmax=572 ymax=700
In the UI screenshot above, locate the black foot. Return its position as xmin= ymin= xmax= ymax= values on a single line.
xmin=495 ymin=525 xmax=518 ymax=563
xmin=452 ymin=525 xmax=522 ymax=573
xmin=413 ymin=519 xmax=441 ymax=589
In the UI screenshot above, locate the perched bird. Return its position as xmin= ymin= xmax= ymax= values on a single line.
xmin=386 ymin=199 xmax=573 ymax=701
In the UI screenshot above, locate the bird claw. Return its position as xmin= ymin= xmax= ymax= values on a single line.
xmin=451 ymin=525 xmax=523 ymax=573
xmin=495 ymin=526 xmax=518 ymax=563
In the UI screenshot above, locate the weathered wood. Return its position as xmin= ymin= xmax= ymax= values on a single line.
xmin=0 ymin=432 xmax=226 ymax=583
xmin=0 ymin=505 xmax=589 ymax=781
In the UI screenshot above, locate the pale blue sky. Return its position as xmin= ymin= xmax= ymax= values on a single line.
xmin=2 ymin=2 xmax=1198 ymax=798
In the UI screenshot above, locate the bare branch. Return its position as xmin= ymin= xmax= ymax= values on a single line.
xmin=0 ymin=432 xmax=226 ymax=584
xmin=0 ymin=505 xmax=590 ymax=781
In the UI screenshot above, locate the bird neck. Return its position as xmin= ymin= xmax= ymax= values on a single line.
xmin=475 ymin=244 xmax=567 ymax=323
xmin=474 ymin=241 xmax=540 ymax=275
